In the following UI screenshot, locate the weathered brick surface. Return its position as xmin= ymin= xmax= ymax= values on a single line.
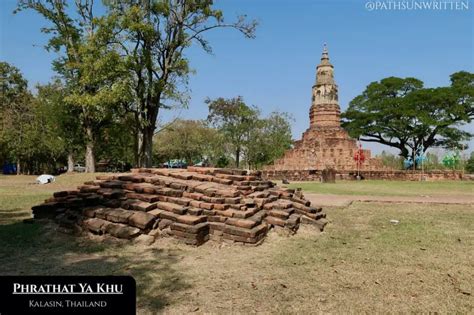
xmin=156 ymin=202 xmax=187 ymax=214
xmin=128 ymin=211 xmax=156 ymax=229
xmin=158 ymin=211 xmax=181 ymax=222
xmin=171 ymin=222 xmax=209 ymax=234
xmin=225 ymin=218 xmax=258 ymax=229
xmin=126 ymin=193 xmax=161 ymax=203
xmin=209 ymin=222 xmax=226 ymax=232
xmin=106 ymin=209 xmax=133 ymax=224
xmin=265 ymin=216 xmax=286 ymax=227
xmin=33 ymin=167 xmax=327 ymax=246
xmin=268 ymin=209 xmax=290 ymax=220
xmin=130 ymin=201 xmax=157 ymax=212
xmin=176 ymin=215 xmax=207 ymax=225
xmin=104 ymin=223 xmax=141 ymax=239
xmin=94 ymin=207 xmax=113 ymax=219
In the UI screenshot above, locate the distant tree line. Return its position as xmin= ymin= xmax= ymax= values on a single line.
xmin=0 ymin=63 xmax=292 ymax=173
xmin=0 ymin=62 xmax=136 ymax=174
xmin=154 ymin=97 xmax=293 ymax=169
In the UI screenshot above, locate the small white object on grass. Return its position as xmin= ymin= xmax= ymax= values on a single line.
xmin=36 ymin=174 xmax=56 ymax=185
xmin=390 ymin=219 xmax=400 ymax=225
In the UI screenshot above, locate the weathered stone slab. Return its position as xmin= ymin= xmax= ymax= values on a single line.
xmin=106 ymin=209 xmax=133 ymax=224
xmin=94 ymin=207 xmax=113 ymax=219
xmin=187 ymin=208 xmax=203 ymax=216
xmin=225 ymin=218 xmax=258 ymax=229
xmin=170 ymin=222 xmax=209 ymax=234
xmin=268 ymin=209 xmax=290 ymax=220
xmin=176 ymin=215 xmax=207 ymax=225
xmin=130 ymin=201 xmax=157 ymax=212
xmin=265 ymin=216 xmax=286 ymax=227
xmin=83 ymin=218 xmax=108 ymax=233
xmin=126 ymin=193 xmax=161 ymax=203
xmin=155 ymin=202 xmax=187 ymax=214
xmin=158 ymin=211 xmax=180 ymax=222
xmin=100 ymin=181 xmax=125 ymax=189
xmin=105 ymin=223 xmax=141 ymax=239
xmin=128 ymin=211 xmax=156 ymax=229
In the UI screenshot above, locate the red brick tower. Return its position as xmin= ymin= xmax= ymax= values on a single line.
xmin=309 ymin=44 xmax=341 ymax=129
xmin=265 ymin=44 xmax=384 ymax=173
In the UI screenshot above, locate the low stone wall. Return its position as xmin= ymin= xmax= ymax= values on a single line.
xmin=262 ymin=169 xmax=466 ymax=181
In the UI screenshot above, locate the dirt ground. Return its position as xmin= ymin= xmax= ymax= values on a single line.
xmin=306 ymin=193 xmax=474 ymax=207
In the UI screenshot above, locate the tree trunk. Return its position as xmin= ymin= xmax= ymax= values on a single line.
xmin=67 ymin=152 xmax=75 ymax=173
xmin=134 ymin=128 xmax=140 ymax=167
xmin=235 ymin=148 xmax=240 ymax=168
xmin=140 ymin=125 xmax=154 ymax=168
xmin=16 ymin=159 xmax=21 ymax=175
xmin=133 ymin=112 xmax=141 ymax=167
xmin=85 ymin=127 xmax=96 ymax=173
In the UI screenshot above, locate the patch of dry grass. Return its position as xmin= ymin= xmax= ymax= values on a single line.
xmin=155 ymin=203 xmax=473 ymax=313
xmin=0 ymin=174 xmax=472 ymax=313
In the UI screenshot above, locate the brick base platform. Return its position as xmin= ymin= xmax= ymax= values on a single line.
xmin=31 ymin=167 xmax=328 ymax=246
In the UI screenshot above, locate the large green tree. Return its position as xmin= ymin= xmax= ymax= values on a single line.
xmin=0 ymin=63 xmax=71 ymax=174
xmin=104 ymin=0 xmax=257 ymax=167
xmin=0 ymin=62 xmax=32 ymax=173
xmin=17 ymin=0 xmax=130 ymax=172
xmin=35 ymin=80 xmax=84 ymax=172
xmin=153 ymin=119 xmax=219 ymax=164
xmin=244 ymin=112 xmax=293 ymax=169
xmin=206 ymin=96 xmax=259 ymax=168
xmin=342 ymin=72 xmax=474 ymax=163
xmin=207 ymin=97 xmax=293 ymax=169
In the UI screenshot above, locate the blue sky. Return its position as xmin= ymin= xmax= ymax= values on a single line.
xmin=1 ymin=0 xmax=473 ymax=155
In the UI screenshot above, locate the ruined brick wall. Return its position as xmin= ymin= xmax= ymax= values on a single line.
xmin=265 ymin=126 xmax=386 ymax=173
xmin=32 ymin=167 xmax=329 ymax=246
xmin=262 ymin=169 xmax=465 ymax=181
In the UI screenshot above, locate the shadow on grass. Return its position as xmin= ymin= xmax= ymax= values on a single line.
xmin=0 ymin=221 xmax=190 ymax=313
xmin=0 ymin=209 xmax=32 ymax=224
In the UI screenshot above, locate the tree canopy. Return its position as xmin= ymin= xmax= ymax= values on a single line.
xmin=104 ymin=0 xmax=257 ymax=167
xmin=153 ymin=119 xmax=220 ymax=165
xmin=17 ymin=0 xmax=131 ymax=172
xmin=206 ymin=96 xmax=293 ymax=169
xmin=16 ymin=0 xmax=257 ymax=171
xmin=342 ymin=72 xmax=474 ymax=162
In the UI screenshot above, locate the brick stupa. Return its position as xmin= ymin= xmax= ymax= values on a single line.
xmin=266 ymin=45 xmax=383 ymax=172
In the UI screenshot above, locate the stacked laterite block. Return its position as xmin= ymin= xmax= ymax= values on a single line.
xmin=32 ymin=167 xmax=328 ymax=246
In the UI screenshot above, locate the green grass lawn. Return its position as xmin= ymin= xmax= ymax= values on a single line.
xmin=287 ymin=180 xmax=474 ymax=196
xmin=0 ymin=174 xmax=473 ymax=313
xmin=0 ymin=173 xmax=103 ymax=223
